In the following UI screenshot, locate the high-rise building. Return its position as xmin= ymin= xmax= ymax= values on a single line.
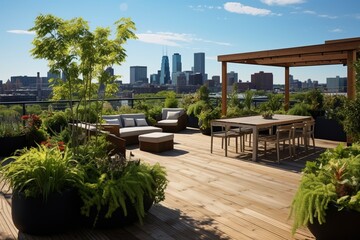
xmin=172 ymin=53 xmax=182 ymax=85
xmin=251 ymin=71 xmax=273 ymax=91
xmin=105 ymin=66 xmax=114 ymax=76
xmin=130 ymin=66 xmax=148 ymax=84
xmin=194 ymin=52 xmax=205 ymax=83
xmin=227 ymin=71 xmax=238 ymax=87
xmin=160 ymin=55 xmax=170 ymax=85
xmin=326 ymin=76 xmax=347 ymax=93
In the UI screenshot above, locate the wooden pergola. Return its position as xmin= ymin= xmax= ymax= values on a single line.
xmin=218 ymin=37 xmax=360 ymax=115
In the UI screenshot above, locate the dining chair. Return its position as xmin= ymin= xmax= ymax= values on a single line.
xmin=292 ymin=122 xmax=307 ymax=154
xmin=258 ymin=124 xmax=294 ymax=163
xmin=304 ymin=119 xmax=316 ymax=151
xmin=210 ymin=125 xmax=242 ymax=154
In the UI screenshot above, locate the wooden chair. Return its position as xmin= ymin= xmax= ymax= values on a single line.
xmin=292 ymin=122 xmax=307 ymax=154
xmin=211 ymin=125 xmax=242 ymax=154
xmin=258 ymin=124 xmax=294 ymax=163
xmin=304 ymin=120 xmax=316 ymax=151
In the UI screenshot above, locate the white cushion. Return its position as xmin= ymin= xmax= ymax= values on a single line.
xmin=166 ymin=111 xmax=180 ymax=120
xmin=119 ymin=126 xmax=162 ymax=137
xmin=139 ymin=132 xmax=174 ymax=143
xmin=135 ymin=118 xmax=148 ymax=126
xmin=123 ymin=118 xmax=135 ymax=127
xmin=104 ymin=118 xmax=120 ymax=125
xmin=156 ymin=119 xmax=178 ymax=126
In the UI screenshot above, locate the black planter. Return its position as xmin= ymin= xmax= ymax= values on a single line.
xmin=187 ymin=115 xmax=199 ymax=128
xmin=314 ymin=117 xmax=346 ymax=142
xmin=12 ymin=188 xmax=82 ymax=235
xmin=0 ymin=135 xmax=26 ymax=157
xmin=82 ymin=195 xmax=154 ymax=228
xmin=307 ymin=206 xmax=360 ymax=240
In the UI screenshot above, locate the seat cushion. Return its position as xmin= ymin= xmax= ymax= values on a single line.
xmin=156 ymin=119 xmax=178 ymax=126
xmin=119 ymin=126 xmax=162 ymax=138
xmin=139 ymin=132 xmax=174 ymax=143
xmin=123 ymin=118 xmax=136 ymax=127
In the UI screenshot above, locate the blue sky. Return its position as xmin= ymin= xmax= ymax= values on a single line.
xmin=1 ymin=0 xmax=360 ymax=84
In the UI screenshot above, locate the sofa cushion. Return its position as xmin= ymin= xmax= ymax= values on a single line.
xmin=166 ymin=111 xmax=180 ymax=120
xmin=156 ymin=119 xmax=178 ymax=126
xmin=135 ymin=118 xmax=148 ymax=126
xmin=102 ymin=115 xmax=122 ymax=128
xmin=104 ymin=118 xmax=120 ymax=125
xmin=162 ymin=108 xmax=185 ymax=120
xmin=119 ymin=113 xmax=146 ymax=126
xmin=120 ymin=126 xmax=162 ymax=138
xmin=123 ymin=118 xmax=135 ymax=127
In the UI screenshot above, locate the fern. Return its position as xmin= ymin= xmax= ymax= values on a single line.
xmin=290 ymin=144 xmax=360 ymax=235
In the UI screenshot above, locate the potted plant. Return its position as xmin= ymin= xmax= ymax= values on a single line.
xmin=75 ymin=137 xmax=168 ymax=228
xmin=0 ymin=145 xmax=84 ymax=235
xmin=290 ymin=143 xmax=360 ymax=239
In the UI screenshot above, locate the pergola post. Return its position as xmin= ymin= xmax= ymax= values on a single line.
xmin=284 ymin=66 xmax=290 ymax=111
xmin=222 ymin=61 xmax=227 ymax=116
xmin=347 ymin=50 xmax=357 ymax=100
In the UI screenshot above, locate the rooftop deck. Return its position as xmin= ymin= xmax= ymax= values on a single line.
xmin=0 ymin=128 xmax=343 ymax=240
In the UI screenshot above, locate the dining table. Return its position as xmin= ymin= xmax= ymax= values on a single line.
xmin=210 ymin=114 xmax=313 ymax=161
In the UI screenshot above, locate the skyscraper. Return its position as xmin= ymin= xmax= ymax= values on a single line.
xmin=160 ymin=55 xmax=170 ymax=85
xmin=194 ymin=52 xmax=205 ymax=83
xmin=130 ymin=66 xmax=148 ymax=84
xmin=172 ymin=53 xmax=182 ymax=85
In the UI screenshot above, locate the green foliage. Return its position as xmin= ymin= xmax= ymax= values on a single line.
xmin=79 ymin=153 xmax=168 ymax=226
xmin=243 ymin=90 xmax=254 ymax=110
xmin=287 ymin=102 xmax=311 ymax=116
xmin=260 ymin=93 xmax=284 ymax=112
xmin=186 ymin=100 xmax=207 ymax=117
xmin=164 ymin=91 xmax=178 ymax=108
xmin=290 ymin=143 xmax=360 ymax=234
xmin=342 ymin=96 xmax=360 ymax=142
xmin=42 ymin=111 xmax=68 ymax=136
xmin=198 ymin=107 xmax=221 ymax=130
xmin=228 ymin=83 xmax=240 ymax=108
xmin=323 ymin=94 xmax=347 ymax=121
xmin=304 ymin=89 xmax=324 ymax=118
xmin=0 ymin=145 xmax=84 ymax=200
xmin=0 ymin=112 xmax=24 ymax=137
xmin=26 ymin=104 xmax=43 ymax=115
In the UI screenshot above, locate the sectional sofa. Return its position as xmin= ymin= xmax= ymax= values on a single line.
xmin=102 ymin=113 xmax=162 ymax=145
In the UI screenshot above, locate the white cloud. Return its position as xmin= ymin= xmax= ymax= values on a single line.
xmin=303 ymin=10 xmax=316 ymax=15
xmin=189 ymin=5 xmax=222 ymax=11
xmin=319 ymin=14 xmax=338 ymax=19
xmin=224 ymin=2 xmax=271 ymax=16
xmin=136 ymin=31 xmax=231 ymax=47
xmin=330 ymin=28 xmax=343 ymax=33
xmin=7 ymin=30 xmax=35 ymax=35
xmin=261 ymin=0 xmax=305 ymax=6
xmin=119 ymin=3 xmax=128 ymax=11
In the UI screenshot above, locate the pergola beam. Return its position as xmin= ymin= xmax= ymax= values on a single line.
xmin=218 ymin=37 xmax=360 ymax=116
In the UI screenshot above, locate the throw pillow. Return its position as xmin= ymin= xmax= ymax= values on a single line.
xmin=135 ymin=118 xmax=148 ymax=126
xmin=104 ymin=118 xmax=120 ymax=125
xmin=166 ymin=111 xmax=180 ymax=120
xmin=123 ymin=118 xmax=135 ymax=127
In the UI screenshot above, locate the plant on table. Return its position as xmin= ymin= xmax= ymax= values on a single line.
xmin=290 ymin=143 xmax=360 ymax=236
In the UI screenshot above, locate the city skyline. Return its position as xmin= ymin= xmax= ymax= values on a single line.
xmin=1 ymin=0 xmax=360 ymax=84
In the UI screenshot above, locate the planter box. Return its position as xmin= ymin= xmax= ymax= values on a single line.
xmin=314 ymin=117 xmax=346 ymax=142
xmin=187 ymin=115 xmax=199 ymax=128
xmin=0 ymin=135 xmax=26 ymax=157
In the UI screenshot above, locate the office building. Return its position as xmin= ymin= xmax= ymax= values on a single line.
xmin=327 ymin=76 xmax=347 ymax=93
xmin=130 ymin=66 xmax=148 ymax=85
xmin=160 ymin=55 xmax=170 ymax=85
xmin=172 ymin=53 xmax=182 ymax=85
xmin=194 ymin=52 xmax=205 ymax=82
xmin=227 ymin=71 xmax=238 ymax=87
xmin=251 ymin=71 xmax=273 ymax=91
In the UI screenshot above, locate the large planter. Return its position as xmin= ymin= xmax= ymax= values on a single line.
xmin=12 ymin=188 xmax=82 ymax=235
xmin=307 ymin=206 xmax=360 ymax=240
xmin=0 ymin=135 xmax=26 ymax=157
xmin=314 ymin=117 xmax=346 ymax=142
xmin=187 ymin=115 xmax=199 ymax=128
xmin=82 ymin=195 xmax=154 ymax=228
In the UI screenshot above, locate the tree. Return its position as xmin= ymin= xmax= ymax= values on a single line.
xmin=30 ymin=14 xmax=136 ymax=146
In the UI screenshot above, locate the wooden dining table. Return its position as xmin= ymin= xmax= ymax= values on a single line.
xmin=211 ymin=114 xmax=313 ymax=161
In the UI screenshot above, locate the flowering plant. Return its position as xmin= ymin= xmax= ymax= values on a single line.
xmin=21 ymin=114 xmax=48 ymax=146
xmin=41 ymin=139 xmax=66 ymax=151
xmin=21 ymin=114 xmax=42 ymax=132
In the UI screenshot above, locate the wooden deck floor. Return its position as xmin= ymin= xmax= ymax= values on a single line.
xmin=0 ymin=128 xmax=343 ymax=240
